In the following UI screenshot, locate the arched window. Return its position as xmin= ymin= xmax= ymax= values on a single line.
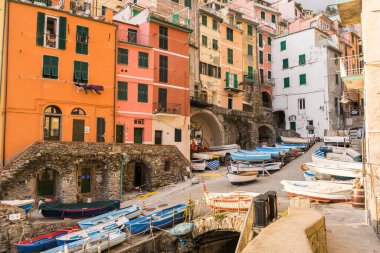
xmin=71 ymin=108 xmax=86 ymax=116
xmin=44 ymin=105 xmax=62 ymax=141
xmin=262 ymin=92 xmax=272 ymax=108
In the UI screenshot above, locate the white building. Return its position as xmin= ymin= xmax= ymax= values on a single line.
xmin=272 ymin=28 xmax=343 ymax=137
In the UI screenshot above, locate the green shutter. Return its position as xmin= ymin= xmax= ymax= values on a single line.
xmin=300 ymin=74 xmax=306 ymax=85
xmin=259 ymin=51 xmax=263 ymax=64
xmin=259 ymin=34 xmax=263 ymax=47
xmin=118 ymin=48 xmax=128 ymax=65
xmin=281 ymin=41 xmax=286 ymax=51
xmin=36 ymin=12 xmax=45 ymax=46
xmin=271 ymin=14 xmax=276 ymax=23
xmin=284 ymin=77 xmax=290 ymax=88
xmin=81 ymin=62 xmax=88 ymax=82
xmin=82 ymin=27 xmax=89 ymax=55
xmin=186 ymin=18 xmax=191 ymax=28
xmin=51 ymin=57 xmax=59 ymax=77
xmin=261 ymin=11 xmax=265 ymax=20
xmin=228 ymin=48 xmax=233 ymax=64
xmin=299 ymin=54 xmax=305 ymax=65
xmin=132 ymin=10 xmax=140 ymax=16
xmin=202 ymin=15 xmax=207 ymax=26
xmin=248 ymin=25 xmax=252 ymax=36
xmin=226 ymin=72 xmax=230 ymax=87
xmin=268 ymin=54 xmax=272 ymax=62
xmin=172 ymin=13 xmax=179 ymax=23
xmin=283 ymin=59 xmax=288 ymax=69
xmin=185 ymin=0 xmax=191 ymax=9
xmin=234 ymin=74 xmax=238 ymax=88
xmin=268 ymin=37 xmax=272 ymax=46
xmin=212 ymin=19 xmax=217 ymax=30
xmin=138 ymin=84 xmax=148 ymax=102
xmin=74 ymin=61 xmax=81 ymax=81
xmin=76 ymin=26 xmax=83 ymax=54
xmin=248 ymin=66 xmax=253 ymax=79
xmin=43 ymin=55 xmax=51 ymax=76
xmin=118 ymin=82 xmax=128 ymax=100
xmin=58 ymin=17 xmax=67 ymax=50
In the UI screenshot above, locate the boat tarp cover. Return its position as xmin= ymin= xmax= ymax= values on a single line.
xmin=40 ymin=200 xmax=120 ymax=211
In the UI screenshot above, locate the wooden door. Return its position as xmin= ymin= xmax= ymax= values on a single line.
xmin=72 ymin=119 xmax=85 ymax=141
xmin=116 ymin=125 xmax=124 ymax=143
xmin=134 ymin=128 xmax=143 ymax=144
xmin=96 ymin=118 xmax=105 ymax=142
xmin=155 ymin=130 xmax=162 ymax=145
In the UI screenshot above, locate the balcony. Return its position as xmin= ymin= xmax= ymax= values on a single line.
xmin=70 ymin=1 xmax=92 ymax=16
xmin=242 ymin=72 xmax=258 ymax=83
xmin=260 ymin=75 xmax=275 ymax=87
xmin=318 ymin=38 xmax=341 ymax=52
xmin=339 ymin=25 xmax=360 ymax=36
xmin=153 ymin=102 xmax=181 ymax=116
xmin=190 ymin=96 xmax=213 ymax=108
xmin=338 ymin=54 xmax=364 ymax=89
xmin=45 ymin=33 xmax=58 ymax=48
xmin=118 ymin=30 xmax=151 ymax=47
xmin=199 ymin=5 xmax=224 ymax=20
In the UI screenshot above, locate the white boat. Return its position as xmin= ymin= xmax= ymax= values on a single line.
xmin=227 ymin=171 xmax=258 ymax=185
xmin=192 ymin=153 xmax=213 ymax=160
xmin=230 ymin=162 xmax=281 ymax=172
xmin=204 ymin=191 xmax=261 ymax=211
xmin=191 ymin=159 xmax=206 ymax=171
xmin=280 ymin=180 xmax=353 ymax=202
xmin=275 ymin=143 xmax=300 ymax=150
xmin=281 ymin=136 xmax=310 ymax=144
xmin=312 ymin=150 xmax=362 ymax=170
xmin=203 ymin=149 xmax=238 ymax=156
xmin=323 ymin=136 xmax=350 ymax=144
xmin=208 ymin=144 xmax=240 ymax=151
xmin=0 ymin=199 xmax=35 ymax=213
xmin=303 ymin=162 xmax=362 ymax=178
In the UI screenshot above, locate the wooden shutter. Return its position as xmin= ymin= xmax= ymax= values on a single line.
xmin=248 ymin=66 xmax=253 ymax=79
xmin=138 ymin=84 xmax=148 ymax=102
xmin=259 ymin=34 xmax=263 ymax=47
xmin=74 ymin=61 xmax=81 ymax=81
xmin=284 ymin=77 xmax=290 ymax=88
xmin=175 ymin=128 xmax=182 ymax=142
xmin=259 ymin=51 xmax=263 ymax=64
xmin=58 ymin=17 xmax=67 ymax=50
xmin=283 ymin=59 xmax=288 ymax=68
xmin=300 ymin=74 xmax=306 ymax=85
xmin=43 ymin=55 xmax=51 ymax=76
xmin=51 ymin=57 xmax=59 ymax=78
xmin=172 ymin=13 xmax=179 ymax=23
xmin=96 ymin=118 xmax=105 ymax=142
xmin=81 ymin=62 xmax=88 ymax=82
xmin=299 ymin=54 xmax=305 ymax=65
xmin=36 ymin=12 xmax=45 ymax=46
xmin=118 ymin=82 xmax=128 ymax=100
xmin=233 ymin=74 xmax=238 ymax=88
xmin=281 ymin=41 xmax=286 ymax=51
xmin=226 ymin=72 xmax=230 ymax=87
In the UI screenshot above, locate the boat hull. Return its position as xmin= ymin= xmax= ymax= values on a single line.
xmin=311 ymin=154 xmax=362 ymax=170
xmin=0 ymin=199 xmax=35 ymax=214
xmin=230 ymin=152 xmax=271 ymax=162
xmin=205 ymin=191 xmax=260 ymax=211
xmin=281 ymin=136 xmax=310 ymax=144
xmin=275 ymin=143 xmax=300 ymax=150
xmin=227 ymin=171 xmax=258 ymax=185
xmin=191 ymin=160 xmax=206 ymax=171
xmin=303 ymin=162 xmax=361 ymax=178
xmin=230 ymin=162 xmax=281 ymax=172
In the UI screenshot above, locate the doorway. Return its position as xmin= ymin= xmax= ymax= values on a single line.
xmin=155 ymin=130 xmax=162 ymax=144
xmin=72 ymin=119 xmax=85 ymax=141
xmin=116 ymin=125 xmax=124 ymax=143
xmin=97 ymin=118 xmax=105 ymax=142
xmin=158 ymin=88 xmax=167 ymax=112
xmin=134 ymin=128 xmax=143 ymax=144
xmin=290 ymin=122 xmax=296 ymax=131
xmin=44 ymin=106 xmax=62 ymax=141
xmin=80 ymin=167 xmax=91 ymax=193
xmin=37 ymin=169 xmax=56 ymax=197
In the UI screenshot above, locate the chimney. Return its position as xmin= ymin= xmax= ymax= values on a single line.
xmin=104 ymin=8 xmax=114 ymax=23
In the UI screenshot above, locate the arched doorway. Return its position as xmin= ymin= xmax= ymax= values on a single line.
xmin=190 ymin=110 xmax=224 ymax=147
xmin=262 ymin=91 xmax=272 ymax=108
xmin=273 ymin=111 xmax=286 ymax=130
xmin=44 ymin=105 xmax=62 ymax=141
xmin=37 ymin=169 xmax=58 ymax=197
xmin=192 ymin=230 xmax=240 ymax=253
xmin=258 ymin=126 xmax=275 ymax=145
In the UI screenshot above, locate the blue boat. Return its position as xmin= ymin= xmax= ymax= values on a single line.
xmin=124 ymin=204 xmax=186 ymax=234
xmin=255 ymin=147 xmax=292 ymax=152
xmin=15 ymin=226 xmax=79 ymax=253
xmin=277 ymin=142 xmax=307 ymax=148
xmin=0 ymin=199 xmax=35 ymax=214
xmin=230 ymin=152 xmax=272 ymax=162
xmin=77 ymin=204 xmax=142 ymax=229
xmin=240 ymin=149 xmax=280 ymax=158
xmin=42 ymin=229 xmax=126 ymax=253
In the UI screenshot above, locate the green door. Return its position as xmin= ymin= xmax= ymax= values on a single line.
xmin=158 ymin=88 xmax=167 ymax=112
xmin=96 ymin=118 xmax=105 ymax=142
xmin=155 ymin=130 xmax=162 ymax=145
xmin=72 ymin=119 xmax=85 ymax=141
xmin=116 ymin=125 xmax=124 ymax=143
xmin=81 ymin=167 xmax=91 ymax=193
xmin=290 ymin=122 xmax=296 ymax=131
xmin=134 ymin=128 xmax=143 ymax=144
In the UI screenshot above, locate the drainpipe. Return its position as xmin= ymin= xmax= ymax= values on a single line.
xmin=113 ymin=25 xmax=117 ymax=142
xmin=120 ymin=153 xmax=127 ymax=200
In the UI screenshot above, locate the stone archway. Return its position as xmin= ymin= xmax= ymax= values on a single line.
xmin=258 ymin=125 xmax=276 ymax=145
xmin=190 ymin=109 xmax=225 ymax=146
xmin=262 ymin=91 xmax=272 ymax=108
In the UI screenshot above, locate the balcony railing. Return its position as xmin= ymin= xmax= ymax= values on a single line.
xmin=118 ymin=30 xmax=151 ymax=47
xmin=318 ymin=39 xmax=340 ymax=51
xmin=70 ymin=1 xmax=92 ymax=16
xmin=45 ymin=34 xmax=58 ymax=48
xmin=153 ymin=102 xmax=181 ymax=115
xmin=242 ymin=72 xmax=258 ymax=83
xmin=338 ymin=54 xmax=364 ymax=77
xmin=32 ymin=0 xmax=53 ymax=7
xmin=199 ymin=5 xmax=224 ymax=20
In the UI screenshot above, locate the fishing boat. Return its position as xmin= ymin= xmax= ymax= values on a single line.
xmin=39 ymin=200 xmax=121 ymax=218
xmin=15 ymin=226 xmax=79 ymax=253
xmin=240 ymin=149 xmax=280 ymax=158
xmin=56 ymin=216 xmax=128 ymax=245
xmin=227 ymin=171 xmax=259 ymax=185
xmin=203 ymin=150 xmax=234 ymax=156
xmin=208 ymin=144 xmax=240 ymax=151
xmin=230 ymin=162 xmax=281 ymax=172
xmin=320 ymin=146 xmax=362 ymax=161
xmin=276 ymin=142 xmax=307 ymax=148
xmin=275 ymin=143 xmax=303 ymax=149
xmin=42 ymin=229 xmax=126 ymax=253
xmin=280 ymin=180 xmax=353 ymax=202
xmin=192 ymin=153 xmax=214 ymax=160
xmin=303 ymin=162 xmax=362 ymax=178
xmin=191 ymin=159 xmax=207 ymax=172
xmin=323 ymin=136 xmax=350 ymax=144
xmin=204 ymin=191 xmax=261 ymax=211
xmin=303 ymin=170 xmax=316 ymax=181
xmin=312 ymin=149 xmax=362 ymax=170
xmin=77 ymin=205 xmax=141 ymax=229
xmin=281 ymin=136 xmax=310 ymax=144
xmin=255 ymin=146 xmax=291 ymax=153
xmin=230 ymin=152 xmax=272 ymax=162
xmin=124 ymin=204 xmax=186 ymax=234
xmin=0 ymin=199 xmax=35 ymax=214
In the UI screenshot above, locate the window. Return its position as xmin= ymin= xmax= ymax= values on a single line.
xmin=128 ymin=29 xmax=137 ymax=43
xmin=44 ymin=105 xmax=62 ymax=141
xmin=298 ymin=98 xmax=305 ymax=110
xmin=76 ymin=26 xmax=89 ymax=55
xmin=268 ymin=37 xmax=272 ymax=46
xmin=228 ymin=94 xmax=233 ymax=110
xmin=299 ymin=74 xmax=306 ymax=85
xmin=233 ymin=74 xmax=238 ymax=88
xmin=37 ymin=13 xmax=66 ymax=49
xmin=202 ymin=35 xmax=208 ymax=46
xmin=73 ymin=61 xmax=88 ymax=83
xmin=271 ymin=14 xmax=276 ymax=23
xmin=138 ymin=84 xmax=148 ymax=102
xmin=117 ymin=81 xmax=128 ymax=101
xmin=280 ymin=41 xmax=286 ymax=51
xmin=335 ymin=74 xmax=339 ymax=85
xmin=248 ymin=44 xmax=253 ymax=56
xmin=226 ymin=27 xmax=233 ymax=41
xmin=172 ymin=13 xmax=179 ymax=23
xmin=268 ymin=71 xmax=272 ymax=80
xmin=268 ymin=53 xmax=272 ymax=62
xmin=43 ymin=55 xmax=59 ymax=79
xmin=248 ymin=66 xmax=254 ymax=79
xmin=159 ymin=55 xmax=168 ymax=83
xmin=212 ymin=39 xmax=218 ymax=50
xmin=116 ymin=125 xmax=124 ymax=143
xmin=172 ymin=0 xmax=179 ymax=3
xmin=284 ymin=77 xmax=290 ymax=88
xmin=259 ymin=51 xmax=263 ymax=64
xmin=138 ymin=52 xmax=149 ymax=68
xmin=282 ymin=58 xmax=288 ymax=69
xmin=299 ymin=54 xmax=306 ymax=65
xmin=228 ymin=48 xmax=233 ymax=64
xmin=307 ymin=120 xmax=314 ymax=126
xmin=134 ymin=119 xmax=144 ymax=125
xmin=118 ymin=48 xmax=128 ymax=65
xmin=184 ymin=0 xmax=191 ymax=9
xmin=261 ymin=11 xmax=265 ymax=20
xmin=248 ymin=25 xmax=253 ymax=36
xmin=334 ymin=97 xmax=339 ymax=115
xmin=351 ymin=34 xmax=354 ymax=43
xmin=71 ymin=108 xmax=86 ymax=115
xmin=260 ymin=69 xmax=264 ymax=82
xmin=259 ymin=33 xmax=263 ymax=48
xmin=101 ymin=6 xmax=106 ymax=15
xmin=175 ymin=128 xmax=182 ymax=142
xmin=212 ymin=19 xmax=218 ymax=30
xmin=159 ymin=26 xmax=168 ymax=50
xmin=202 ymin=15 xmax=207 ymax=26
xmin=226 ymin=72 xmax=230 ymax=87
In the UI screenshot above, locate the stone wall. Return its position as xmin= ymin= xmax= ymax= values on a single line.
xmin=0 ymin=142 xmax=190 ymax=204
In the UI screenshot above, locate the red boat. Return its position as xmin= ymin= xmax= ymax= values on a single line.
xmin=15 ymin=226 xmax=79 ymax=253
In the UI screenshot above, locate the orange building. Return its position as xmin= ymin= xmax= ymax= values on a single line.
xmin=1 ymin=1 xmax=116 ymax=164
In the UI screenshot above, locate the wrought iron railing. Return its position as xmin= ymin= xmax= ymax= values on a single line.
xmin=118 ymin=30 xmax=151 ymax=47
xmin=45 ymin=34 xmax=57 ymax=48
xmin=153 ymin=102 xmax=181 ymax=115
xmin=337 ymin=54 xmax=364 ymax=77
